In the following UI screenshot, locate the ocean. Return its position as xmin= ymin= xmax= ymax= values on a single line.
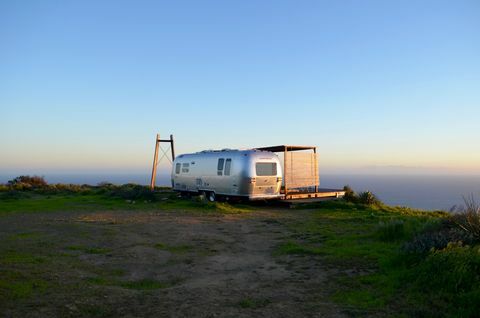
xmin=1 ymin=173 xmax=479 ymax=211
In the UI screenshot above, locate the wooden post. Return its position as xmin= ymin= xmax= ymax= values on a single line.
xmin=150 ymin=134 xmax=160 ymax=191
xmin=284 ymin=146 xmax=287 ymax=196
xmin=170 ymin=134 xmax=175 ymax=161
xmin=313 ymin=147 xmax=318 ymax=193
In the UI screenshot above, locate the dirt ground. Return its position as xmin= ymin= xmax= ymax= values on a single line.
xmin=0 ymin=208 xmax=348 ymax=317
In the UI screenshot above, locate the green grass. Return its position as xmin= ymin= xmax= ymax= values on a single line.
xmin=0 ymin=193 xmax=128 ymax=215
xmin=278 ymin=200 xmax=479 ymax=317
xmin=85 ymin=276 xmax=179 ymax=290
xmin=1 ymin=188 xmax=477 ymax=316
xmin=66 ymin=245 xmax=111 ymax=254
xmin=154 ymin=243 xmax=193 ymax=254
xmin=0 ymin=265 xmax=52 ymax=302
xmin=276 ymin=241 xmax=323 ymax=255
xmin=0 ymin=251 xmax=47 ymax=264
xmin=237 ymin=297 xmax=271 ymax=308
xmin=0 ymin=275 xmax=49 ymax=299
xmin=0 ymin=191 xmax=253 ymax=216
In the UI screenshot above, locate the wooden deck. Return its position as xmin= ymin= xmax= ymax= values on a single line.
xmin=281 ymin=188 xmax=345 ymax=200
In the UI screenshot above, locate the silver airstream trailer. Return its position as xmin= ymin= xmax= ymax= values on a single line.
xmin=171 ymin=149 xmax=282 ymax=201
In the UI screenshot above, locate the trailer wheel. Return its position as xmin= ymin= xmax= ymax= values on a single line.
xmin=207 ymin=192 xmax=216 ymax=202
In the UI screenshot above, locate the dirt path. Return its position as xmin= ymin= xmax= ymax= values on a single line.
xmin=0 ymin=209 xmax=346 ymax=317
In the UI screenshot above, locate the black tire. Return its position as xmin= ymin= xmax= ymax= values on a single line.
xmin=207 ymin=192 xmax=216 ymax=202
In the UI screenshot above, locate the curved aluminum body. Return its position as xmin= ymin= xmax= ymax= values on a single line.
xmin=171 ymin=149 xmax=282 ymax=200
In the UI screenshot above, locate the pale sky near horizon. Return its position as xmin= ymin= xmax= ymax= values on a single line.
xmin=1 ymin=0 xmax=479 ymax=177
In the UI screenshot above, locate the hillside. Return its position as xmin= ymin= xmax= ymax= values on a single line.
xmin=0 ymin=184 xmax=479 ymax=317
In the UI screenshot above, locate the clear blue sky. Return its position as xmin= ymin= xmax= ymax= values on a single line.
xmin=1 ymin=0 xmax=479 ymax=177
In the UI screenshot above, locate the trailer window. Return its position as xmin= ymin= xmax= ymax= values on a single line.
xmin=224 ymin=159 xmax=231 ymax=176
xmin=182 ymin=163 xmax=189 ymax=173
xmin=175 ymin=163 xmax=181 ymax=174
xmin=217 ymin=158 xmax=224 ymax=176
xmin=256 ymin=162 xmax=277 ymax=176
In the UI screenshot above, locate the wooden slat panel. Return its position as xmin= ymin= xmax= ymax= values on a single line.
xmin=284 ymin=152 xmax=319 ymax=189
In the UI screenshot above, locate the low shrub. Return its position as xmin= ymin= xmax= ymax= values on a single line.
xmin=403 ymin=226 xmax=474 ymax=254
xmin=106 ymin=183 xmax=156 ymax=201
xmin=450 ymin=195 xmax=480 ymax=240
xmin=358 ymin=191 xmax=381 ymax=206
xmin=8 ymin=175 xmax=48 ymax=189
xmin=342 ymin=185 xmax=382 ymax=206
xmin=414 ymin=242 xmax=480 ymax=293
xmin=343 ymin=185 xmax=357 ymax=203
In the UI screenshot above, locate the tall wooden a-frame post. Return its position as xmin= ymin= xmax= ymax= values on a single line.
xmin=150 ymin=134 xmax=175 ymax=191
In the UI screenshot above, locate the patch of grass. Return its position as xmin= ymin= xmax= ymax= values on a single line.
xmin=0 ymin=251 xmax=47 ymax=264
xmin=0 ymin=190 xmax=254 ymax=216
xmin=0 ymin=193 xmax=128 ymax=215
xmin=84 ymin=276 xmax=113 ymax=286
xmin=154 ymin=243 xmax=192 ymax=254
xmin=332 ymin=289 xmax=385 ymax=310
xmin=275 ymin=241 xmax=322 ymax=255
xmin=237 ymin=297 xmax=271 ymax=308
xmin=7 ymin=232 xmax=43 ymax=240
xmin=375 ymin=219 xmax=405 ymax=241
xmin=85 ymin=275 xmax=181 ymax=291
xmin=66 ymin=245 xmax=111 ymax=254
xmin=0 ymin=271 xmax=49 ymax=300
xmin=277 ymin=200 xmax=478 ymax=316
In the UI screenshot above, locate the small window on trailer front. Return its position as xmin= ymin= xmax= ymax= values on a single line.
xmin=182 ymin=163 xmax=190 ymax=173
xmin=224 ymin=159 xmax=232 ymax=176
xmin=217 ymin=158 xmax=224 ymax=176
xmin=175 ymin=163 xmax=181 ymax=174
xmin=256 ymin=162 xmax=277 ymax=176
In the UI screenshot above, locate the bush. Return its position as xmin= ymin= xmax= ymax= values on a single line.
xmin=414 ymin=242 xmax=480 ymax=293
xmin=343 ymin=185 xmax=357 ymax=203
xmin=343 ymin=185 xmax=382 ymax=206
xmin=403 ymin=226 xmax=474 ymax=254
xmin=450 ymin=195 xmax=480 ymax=240
xmin=358 ymin=191 xmax=381 ymax=205
xmin=8 ymin=175 xmax=48 ymax=189
xmin=107 ymin=183 xmax=156 ymax=201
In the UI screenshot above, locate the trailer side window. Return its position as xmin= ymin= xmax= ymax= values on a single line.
xmin=182 ymin=163 xmax=189 ymax=173
xmin=217 ymin=158 xmax=224 ymax=176
xmin=175 ymin=163 xmax=181 ymax=174
xmin=224 ymin=159 xmax=232 ymax=176
xmin=256 ymin=162 xmax=277 ymax=176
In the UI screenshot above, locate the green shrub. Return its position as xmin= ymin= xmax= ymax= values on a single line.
xmin=358 ymin=191 xmax=381 ymax=206
xmin=8 ymin=175 xmax=48 ymax=189
xmin=107 ymin=183 xmax=156 ymax=201
xmin=450 ymin=195 xmax=480 ymax=240
xmin=343 ymin=185 xmax=357 ymax=203
xmin=403 ymin=227 xmax=474 ymax=254
xmin=342 ymin=186 xmax=382 ymax=206
xmin=414 ymin=242 xmax=480 ymax=293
